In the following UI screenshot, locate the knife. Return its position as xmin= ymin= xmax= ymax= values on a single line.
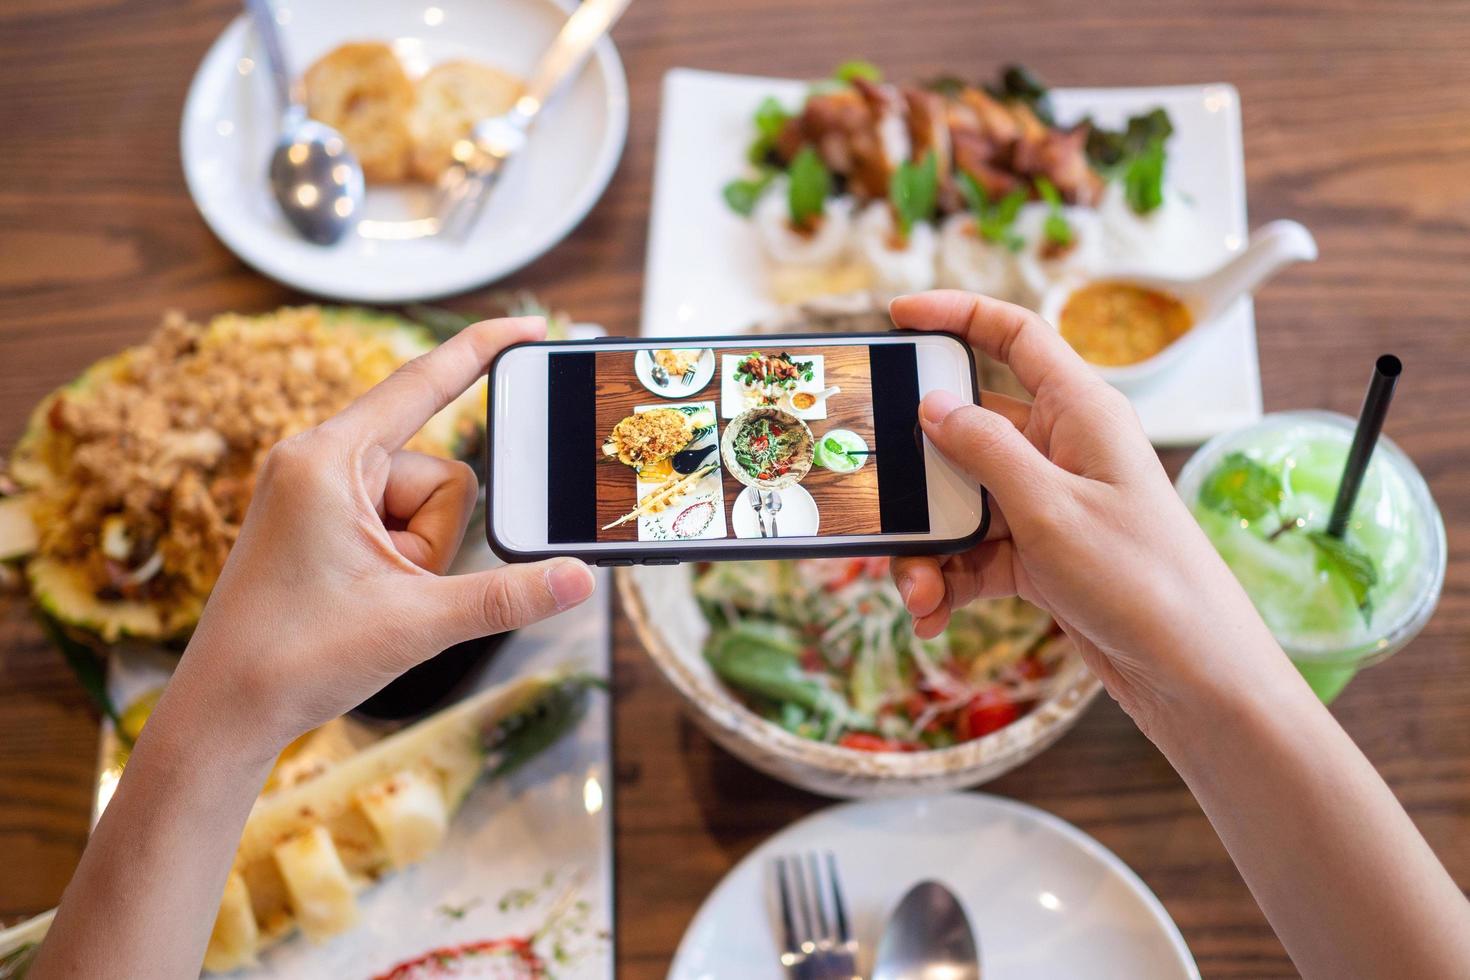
xmin=433 ymin=0 xmax=632 ymax=239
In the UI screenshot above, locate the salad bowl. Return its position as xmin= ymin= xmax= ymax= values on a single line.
xmin=617 ymin=563 xmax=1103 ymax=799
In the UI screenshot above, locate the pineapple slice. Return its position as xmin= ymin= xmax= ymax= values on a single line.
xmin=272 ymin=825 xmax=359 ymax=942
xmin=203 ymin=671 xmax=568 ymax=972
xmin=0 ymin=495 xmax=37 ymax=561
xmin=355 ymin=769 xmax=449 ymax=869
xmin=203 ymin=871 xmax=260 ymax=972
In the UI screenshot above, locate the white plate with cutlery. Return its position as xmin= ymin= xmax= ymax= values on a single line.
xmin=182 ymin=0 xmax=628 ymax=302
xmin=670 ymin=794 xmax=1199 ymax=979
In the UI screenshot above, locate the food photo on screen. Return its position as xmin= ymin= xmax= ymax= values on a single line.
xmin=545 ymin=341 xmax=930 ymax=545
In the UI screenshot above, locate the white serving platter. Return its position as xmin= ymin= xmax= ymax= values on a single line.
xmin=642 ymin=68 xmax=1260 ymax=447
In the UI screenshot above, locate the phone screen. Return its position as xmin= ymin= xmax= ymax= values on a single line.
xmin=544 ymin=342 xmax=931 ymax=544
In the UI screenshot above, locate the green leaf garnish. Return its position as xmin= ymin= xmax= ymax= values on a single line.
xmin=1123 ymin=140 xmax=1167 ymax=214
xmin=985 ymin=64 xmax=1055 ymax=126
xmin=889 ymin=151 xmax=939 ymax=241
xmin=722 ymin=172 xmax=774 ymax=217
xmin=1306 ymin=530 xmax=1378 ymax=621
xmin=834 ymin=59 xmax=883 ymax=84
xmin=1034 ymin=176 xmax=1073 ymax=247
xmin=1198 ymin=452 xmax=1285 ymax=523
xmin=787 ymin=146 xmax=831 ymax=230
xmin=747 ymin=96 xmax=792 ymax=165
xmin=957 ymin=172 xmax=1025 ymax=252
xmin=1085 ymin=107 xmax=1174 ymax=215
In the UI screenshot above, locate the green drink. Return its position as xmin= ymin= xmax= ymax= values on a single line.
xmin=813 ymin=429 xmax=868 ymax=474
xmin=1176 ymin=411 xmax=1445 ymax=701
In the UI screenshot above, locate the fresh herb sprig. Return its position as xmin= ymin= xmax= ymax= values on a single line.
xmin=721 ymin=96 xmax=794 ymax=216
xmin=787 ymin=147 xmax=832 ymax=230
xmin=1034 ymin=176 xmax=1074 ymax=248
xmin=889 ymin=151 xmax=939 ymax=242
xmin=1085 ymin=107 xmax=1174 ymax=215
xmin=956 ymin=172 xmax=1026 ymax=252
xmin=986 ymin=64 xmax=1055 ymax=125
xmin=1199 ymin=453 xmax=1379 ymax=620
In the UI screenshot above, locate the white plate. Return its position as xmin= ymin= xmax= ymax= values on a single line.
xmin=719 ymin=353 xmax=828 ymax=420
xmin=642 ymin=68 xmax=1259 ymax=447
xmin=93 ymin=548 xmax=614 ymax=977
xmin=630 ymin=401 xmax=727 ymax=542
xmin=181 ymin=0 xmax=628 ymax=302
xmin=731 ymin=484 xmax=819 ymax=538
xmin=670 ymin=794 xmax=1198 ymax=979
xmin=634 ymin=347 xmax=716 ymax=398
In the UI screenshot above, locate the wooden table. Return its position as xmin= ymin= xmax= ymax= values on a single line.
xmin=2 ymin=1 xmax=1468 ymax=976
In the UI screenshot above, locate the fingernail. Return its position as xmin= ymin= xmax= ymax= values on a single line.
xmin=546 ymin=560 xmax=594 ymax=609
xmin=921 ymin=390 xmax=966 ymax=424
xmin=898 ymin=575 xmax=915 ymax=607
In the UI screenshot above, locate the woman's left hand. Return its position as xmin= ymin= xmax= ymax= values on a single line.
xmin=165 ymin=315 xmax=595 ymax=760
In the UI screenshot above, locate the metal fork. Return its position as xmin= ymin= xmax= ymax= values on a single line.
xmin=775 ymin=852 xmax=859 ymax=979
xmin=751 ymin=490 xmax=769 ymax=538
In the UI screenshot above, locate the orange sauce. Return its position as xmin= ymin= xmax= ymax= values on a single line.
xmin=1058 ymin=281 xmax=1193 ymax=366
xmin=791 ymin=391 xmax=816 ymax=410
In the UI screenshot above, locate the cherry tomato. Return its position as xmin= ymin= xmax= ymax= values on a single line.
xmin=959 ymin=692 xmax=1019 ymax=741
xmin=839 ymin=733 xmax=913 ymax=753
xmin=799 ymin=647 xmax=825 ymax=672
xmin=771 ymin=425 xmax=784 ymax=437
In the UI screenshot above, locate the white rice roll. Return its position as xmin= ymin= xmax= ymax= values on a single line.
xmin=854 ymin=200 xmax=937 ymax=294
xmin=754 ymin=181 xmax=855 ymax=268
xmin=1097 ymin=182 xmax=1200 ymax=275
xmin=1013 ymin=202 xmax=1105 ymax=303
xmin=937 ymin=213 xmax=1021 ymax=301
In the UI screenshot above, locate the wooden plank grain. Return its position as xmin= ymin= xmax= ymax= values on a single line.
xmin=2 ymin=2 xmax=1469 ymax=979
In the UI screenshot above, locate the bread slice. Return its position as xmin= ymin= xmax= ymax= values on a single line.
xmin=408 ymin=60 xmax=522 ymax=182
xmin=303 ymin=42 xmax=415 ymax=183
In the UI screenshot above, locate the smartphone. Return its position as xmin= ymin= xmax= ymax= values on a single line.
xmin=486 ymin=332 xmax=987 ymax=565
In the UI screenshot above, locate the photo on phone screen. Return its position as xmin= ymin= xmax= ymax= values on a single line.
xmin=544 ymin=342 xmax=932 ymax=545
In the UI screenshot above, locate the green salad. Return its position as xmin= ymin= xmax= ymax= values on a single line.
xmin=696 ymin=558 xmax=1069 ymax=751
xmin=732 ymin=416 xmax=803 ymax=482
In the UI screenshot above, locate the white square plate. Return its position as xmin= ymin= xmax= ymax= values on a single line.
xmin=641 ymin=68 xmax=1260 ymax=447
xmin=719 ymin=353 xmax=827 ymax=420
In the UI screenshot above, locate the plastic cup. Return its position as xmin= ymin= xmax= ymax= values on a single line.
xmin=813 ymin=429 xmax=869 ymax=474
xmin=1176 ymin=411 xmax=1446 ymax=701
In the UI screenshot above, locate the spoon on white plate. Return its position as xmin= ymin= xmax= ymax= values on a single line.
xmin=873 ymin=880 xmax=982 ymax=980
xmin=244 ymin=0 xmax=364 ymax=245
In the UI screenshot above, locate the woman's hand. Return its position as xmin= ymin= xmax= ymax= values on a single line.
xmin=889 ymin=290 xmax=1285 ymax=734
xmin=165 ymin=315 xmax=595 ymax=760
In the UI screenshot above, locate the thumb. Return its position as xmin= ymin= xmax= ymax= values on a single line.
xmin=422 ymin=557 xmax=596 ymax=647
xmin=920 ymin=390 xmax=1055 ymax=506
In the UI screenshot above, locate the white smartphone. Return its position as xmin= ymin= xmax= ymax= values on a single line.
xmin=486 ymin=331 xmax=988 ymax=565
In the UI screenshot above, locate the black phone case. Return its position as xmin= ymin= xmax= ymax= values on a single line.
xmin=484 ymin=330 xmax=988 ymax=566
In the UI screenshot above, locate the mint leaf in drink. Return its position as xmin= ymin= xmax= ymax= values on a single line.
xmin=722 ymin=172 xmax=774 ymax=216
xmin=823 ymin=436 xmax=844 ymax=454
xmin=787 ymin=147 xmax=831 ymax=230
xmin=1307 ymin=530 xmax=1378 ymax=621
xmin=1035 ymin=176 xmax=1073 ymax=247
xmin=890 ymin=151 xmax=939 ymax=241
xmin=1198 ymin=452 xmax=1285 ymax=523
xmin=834 ymin=59 xmax=883 ymax=84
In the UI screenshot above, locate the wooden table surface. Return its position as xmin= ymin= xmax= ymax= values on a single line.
xmin=2 ymin=0 xmax=1468 ymax=976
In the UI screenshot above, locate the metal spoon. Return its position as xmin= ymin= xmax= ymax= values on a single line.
xmin=872 ymin=881 xmax=981 ymax=980
xmin=245 ymin=0 xmax=364 ymax=245
xmin=650 ymin=363 xmax=671 ymax=388
xmin=765 ymin=490 xmax=782 ymax=537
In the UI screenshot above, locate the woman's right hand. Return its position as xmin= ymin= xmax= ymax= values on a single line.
xmin=889 ymin=290 xmax=1294 ymax=736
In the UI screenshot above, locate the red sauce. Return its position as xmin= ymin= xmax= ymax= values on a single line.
xmin=372 ymin=936 xmax=544 ymax=979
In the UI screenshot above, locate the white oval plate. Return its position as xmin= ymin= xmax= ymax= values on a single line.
xmin=181 ymin=0 xmax=628 ymax=302
xmin=634 ymin=347 xmax=717 ymax=398
xmin=671 ymin=794 xmax=1199 ymax=979
xmin=730 ymin=484 xmax=819 ymax=538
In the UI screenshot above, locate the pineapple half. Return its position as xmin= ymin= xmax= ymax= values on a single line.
xmin=203 ymin=671 xmax=597 ymax=973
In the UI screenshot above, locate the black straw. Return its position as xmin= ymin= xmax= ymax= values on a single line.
xmin=1327 ymin=355 xmax=1402 ymax=539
